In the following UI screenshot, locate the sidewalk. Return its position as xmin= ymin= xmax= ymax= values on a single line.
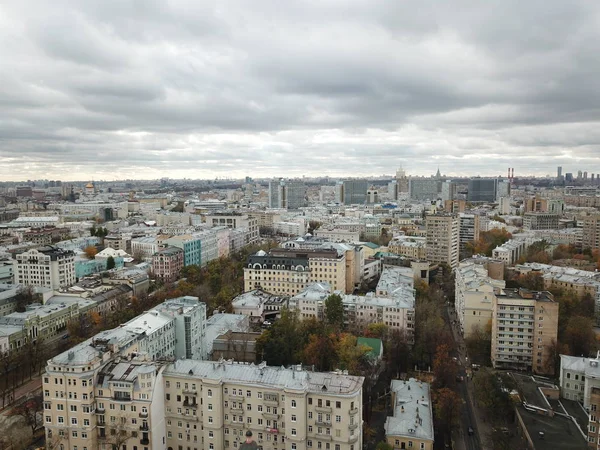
xmin=0 ymin=374 xmax=43 ymax=414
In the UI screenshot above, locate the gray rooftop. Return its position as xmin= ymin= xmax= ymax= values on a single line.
xmin=385 ymin=378 xmax=434 ymax=442
xmin=164 ymin=359 xmax=364 ymax=397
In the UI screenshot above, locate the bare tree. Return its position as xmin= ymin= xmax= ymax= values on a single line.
xmin=9 ymin=392 xmax=43 ymax=435
xmin=108 ymin=417 xmax=134 ymax=450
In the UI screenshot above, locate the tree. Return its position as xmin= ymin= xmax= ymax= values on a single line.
xmin=434 ymin=388 xmax=462 ymax=437
xmin=432 ymin=343 xmax=458 ymax=390
xmin=376 ymin=442 xmax=393 ymax=450
xmin=90 ymin=224 xmax=97 ymax=236
xmin=336 ymin=333 xmax=371 ymax=373
xmin=15 ymin=285 xmax=35 ymax=313
xmin=84 ymin=245 xmax=98 ymax=259
xmin=564 ymin=315 xmax=597 ymax=356
xmin=108 ymin=418 xmax=133 ymax=450
xmin=10 ymin=393 xmax=43 ymax=435
xmin=325 ymin=294 xmax=344 ymax=329
xmin=302 ymin=333 xmax=338 ymax=372
xmin=464 ymin=323 xmax=492 ymax=366
xmin=106 ymin=255 xmax=116 ymax=270
xmin=473 ymin=368 xmax=513 ymax=424
xmin=308 ymin=220 xmax=322 ymax=234
xmin=256 ymin=308 xmax=302 ymax=366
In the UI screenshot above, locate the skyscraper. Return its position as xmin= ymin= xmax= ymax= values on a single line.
xmin=426 ymin=213 xmax=460 ymax=268
xmin=268 ymin=178 xmax=307 ymax=209
xmin=340 ymin=180 xmax=368 ymax=205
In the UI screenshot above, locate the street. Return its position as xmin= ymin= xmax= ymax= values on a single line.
xmin=444 ymin=305 xmax=488 ymax=450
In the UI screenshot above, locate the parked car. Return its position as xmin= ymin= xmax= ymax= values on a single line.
xmin=468 ymin=426 xmax=474 ymax=436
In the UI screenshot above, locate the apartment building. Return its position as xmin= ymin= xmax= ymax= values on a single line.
xmin=425 ymin=214 xmax=460 ymax=268
xmin=204 ymin=212 xmax=259 ymax=245
xmin=162 ymin=359 xmax=364 ymax=450
xmin=455 ymin=261 xmax=506 ymax=338
xmin=492 ymin=238 xmax=532 ymax=265
xmin=388 ymin=236 xmax=427 ymax=260
xmin=384 ymin=379 xmax=434 ymax=450
xmin=152 ymin=247 xmax=184 ymax=284
xmin=13 ymin=246 xmax=75 ymax=290
xmin=290 ymin=267 xmax=416 ymax=338
xmin=247 ymin=211 xmax=283 ymax=230
xmin=491 ymin=288 xmax=559 ymax=375
xmin=583 ymin=215 xmax=600 ymax=250
xmin=44 ymin=343 xmax=364 ymax=450
xmin=231 ymin=290 xmax=287 ymax=322
xmin=588 ymin=387 xmax=600 ymax=448
xmin=336 ymin=180 xmax=369 ymax=205
xmin=523 ymin=212 xmax=560 ymax=230
xmin=515 ymin=263 xmax=600 ymax=323
xmin=458 ymin=214 xmax=480 ymax=258
xmin=558 ymin=354 xmax=600 ymax=406
xmin=163 ymin=235 xmax=202 ymax=267
xmin=131 ymin=237 xmax=160 ymax=260
xmin=409 ymin=179 xmax=440 ymax=201
xmin=104 ymin=234 xmax=131 ymax=252
xmin=314 ymin=228 xmax=360 ymax=243
xmin=244 ymin=249 xmax=347 ymax=296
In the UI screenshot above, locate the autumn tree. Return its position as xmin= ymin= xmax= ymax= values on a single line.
xmin=564 ymin=315 xmax=597 ymax=356
xmin=464 ymin=323 xmax=492 ymax=366
xmin=434 ymin=388 xmax=462 ymax=438
xmin=432 ymin=343 xmax=458 ymax=390
xmin=336 ymin=333 xmax=371 ymax=373
xmin=83 ymin=245 xmax=98 ymax=259
xmin=468 ymin=229 xmax=512 ymax=256
xmin=256 ymin=308 xmax=302 ymax=366
xmin=302 ymin=333 xmax=338 ymax=372
xmin=325 ymin=294 xmax=344 ymax=329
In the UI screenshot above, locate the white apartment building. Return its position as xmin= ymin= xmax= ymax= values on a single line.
xmin=455 ymin=261 xmax=505 ymax=337
xmin=314 ymin=228 xmax=361 ymax=243
xmin=13 ymin=246 xmax=76 ymax=290
xmin=559 ymin=353 xmax=600 ymax=407
xmin=131 ymin=236 xmax=160 ymax=261
xmin=273 ymin=221 xmax=306 ymax=237
xmin=204 ymin=212 xmax=259 ymax=245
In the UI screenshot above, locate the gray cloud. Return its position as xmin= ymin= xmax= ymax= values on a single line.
xmin=1 ymin=0 xmax=600 ymax=181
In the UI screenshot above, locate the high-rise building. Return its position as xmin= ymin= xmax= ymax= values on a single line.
xmin=467 ymin=178 xmax=506 ymax=202
xmin=425 ymin=214 xmax=460 ymax=268
xmin=583 ymin=215 xmax=600 ymax=250
xmin=557 ymin=166 xmax=563 ymax=178
xmin=268 ymin=179 xmax=307 ymax=209
xmin=441 ymin=181 xmax=456 ymax=201
xmin=396 ymin=167 xmax=409 ymax=193
xmin=13 ymin=246 xmax=75 ymax=290
xmin=339 ymin=180 xmax=368 ymax=205
xmin=408 ymin=179 xmax=440 ymax=201
xmin=458 ymin=214 xmax=480 ymax=259
xmin=491 ymin=288 xmax=558 ymax=375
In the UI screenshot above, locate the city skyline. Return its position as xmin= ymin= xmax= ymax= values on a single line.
xmin=1 ymin=1 xmax=600 ymax=181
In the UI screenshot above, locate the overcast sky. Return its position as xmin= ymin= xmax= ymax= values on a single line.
xmin=1 ymin=1 xmax=599 ymax=182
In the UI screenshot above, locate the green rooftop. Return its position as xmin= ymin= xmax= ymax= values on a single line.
xmin=357 ymin=337 xmax=383 ymax=359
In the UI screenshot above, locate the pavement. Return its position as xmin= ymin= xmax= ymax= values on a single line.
xmin=0 ymin=375 xmax=42 ymax=413
xmin=446 ymin=305 xmax=492 ymax=450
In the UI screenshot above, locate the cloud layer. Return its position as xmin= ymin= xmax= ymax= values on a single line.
xmin=1 ymin=0 xmax=599 ymax=181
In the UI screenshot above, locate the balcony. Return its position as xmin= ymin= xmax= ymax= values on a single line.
xmin=348 ymin=423 xmax=359 ymax=431
xmin=182 ymin=388 xmax=197 ymax=395
xmin=348 ymin=434 xmax=359 ymax=444
xmin=262 ymin=412 xmax=280 ymax=420
xmin=264 ymin=397 xmax=279 ymax=407
xmin=139 ymin=412 xmax=148 ymax=418
xmin=316 ymin=420 xmax=332 ymax=426
xmin=315 ymin=405 xmax=332 ymax=413
xmin=349 ymin=407 xmax=359 ymax=415
xmin=183 ymin=399 xmax=198 ymax=407
xmin=315 ymin=434 xmax=332 ymax=441
xmin=230 ymin=404 xmax=244 ymax=412
xmin=140 ymin=438 xmax=150 ymax=445
xmin=95 ymin=407 xmax=105 ymax=414
xmin=140 ymin=424 xmax=149 ymax=431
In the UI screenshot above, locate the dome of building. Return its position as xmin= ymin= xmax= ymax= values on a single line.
xmin=85 ymin=182 xmax=94 ymax=188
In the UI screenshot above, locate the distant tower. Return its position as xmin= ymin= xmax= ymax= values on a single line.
xmin=435 ymin=167 xmax=442 ymax=179
xmin=557 ymin=166 xmax=563 ymax=178
xmin=85 ymin=182 xmax=95 ymax=195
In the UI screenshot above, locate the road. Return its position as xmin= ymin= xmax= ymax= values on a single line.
xmin=444 ymin=305 xmax=486 ymax=450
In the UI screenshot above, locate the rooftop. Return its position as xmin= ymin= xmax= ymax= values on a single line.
xmin=516 ymin=404 xmax=587 ymax=450
xmin=385 ymin=378 xmax=434 ymax=442
xmin=164 ymin=359 xmax=364 ymax=396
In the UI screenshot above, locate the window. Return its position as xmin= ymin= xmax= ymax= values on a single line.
xmin=335 ymin=415 xmax=341 ymax=423
xmin=71 ymin=417 xmax=78 ymax=425
xmin=208 ymin=416 xmax=213 ymax=424
xmin=247 ymin=390 xmax=251 ymax=397
xmin=291 ymin=429 xmax=297 ymax=436
xmin=207 ymin=389 xmax=212 ymax=398
xmin=291 ymin=415 xmax=297 ymax=422
xmin=291 ymin=399 xmax=297 ymax=408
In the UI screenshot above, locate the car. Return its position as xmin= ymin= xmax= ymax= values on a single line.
xmin=468 ymin=426 xmax=474 ymax=436
xmin=61 ymin=334 xmax=70 ymax=340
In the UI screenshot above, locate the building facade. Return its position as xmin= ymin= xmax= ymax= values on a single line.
xmin=425 ymin=214 xmax=460 ymax=268
xmin=13 ymin=246 xmax=76 ymax=290
xmin=268 ymin=179 xmax=308 ymax=209
xmin=491 ymin=288 xmax=559 ymax=375
xmin=152 ymin=247 xmax=184 ymax=284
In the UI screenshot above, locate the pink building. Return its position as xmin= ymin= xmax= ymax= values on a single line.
xmin=152 ymin=246 xmax=184 ymax=284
